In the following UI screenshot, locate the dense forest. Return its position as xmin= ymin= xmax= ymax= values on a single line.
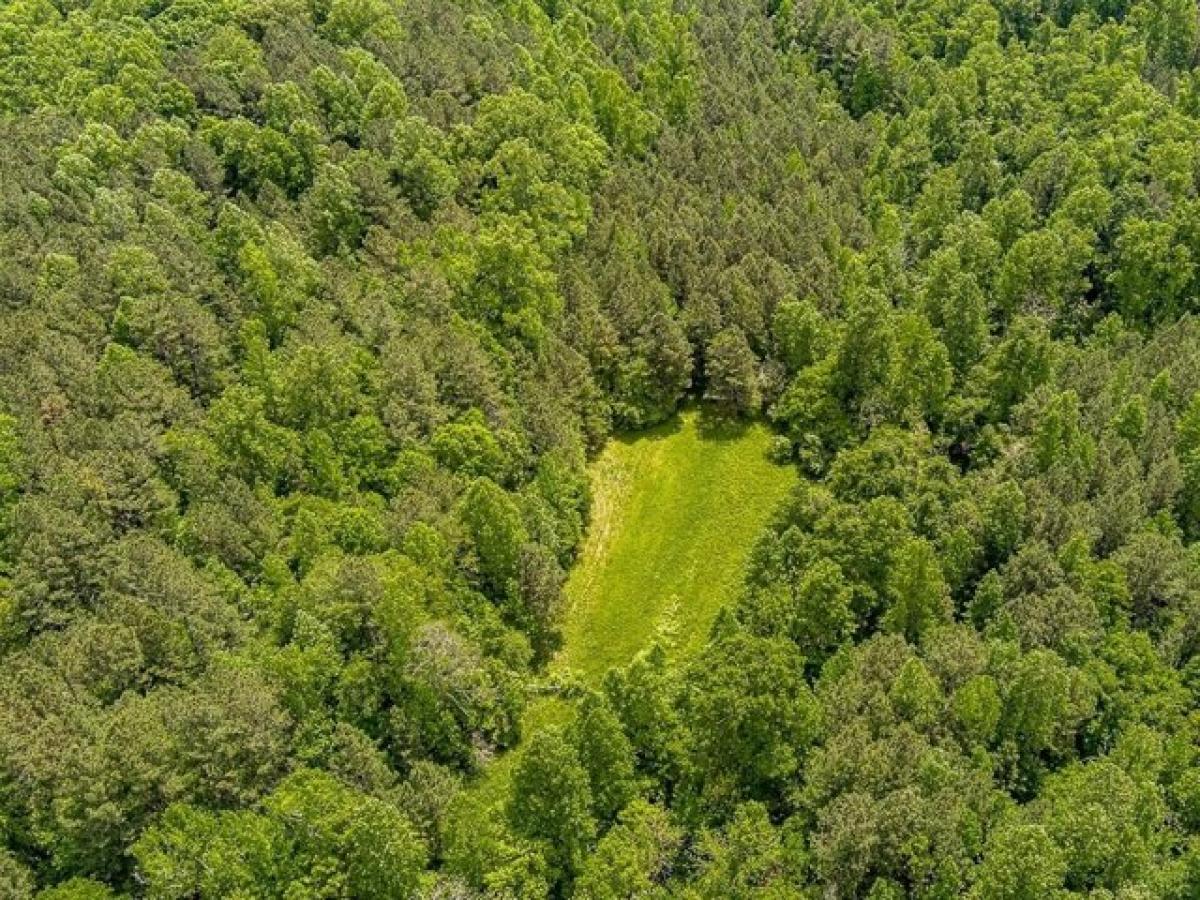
xmin=3 ymin=0 xmax=1200 ymax=893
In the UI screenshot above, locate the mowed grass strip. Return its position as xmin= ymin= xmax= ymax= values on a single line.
xmin=556 ymin=408 xmax=797 ymax=682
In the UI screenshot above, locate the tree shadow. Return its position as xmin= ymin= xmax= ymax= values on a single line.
xmin=611 ymin=401 xmax=764 ymax=447
xmin=694 ymin=402 xmax=754 ymax=443
xmin=612 ymin=410 xmax=686 ymax=446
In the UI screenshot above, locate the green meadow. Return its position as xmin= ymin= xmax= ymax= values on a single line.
xmin=555 ymin=408 xmax=797 ymax=682
xmin=474 ymin=409 xmax=795 ymax=803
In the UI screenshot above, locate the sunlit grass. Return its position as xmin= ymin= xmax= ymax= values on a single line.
xmin=554 ymin=407 xmax=796 ymax=681
xmin=470 ymin=407 xmax=795 ymax=807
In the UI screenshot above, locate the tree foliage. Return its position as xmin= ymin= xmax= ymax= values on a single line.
xmin=3 ymin=0 xmax=1200 ymax=893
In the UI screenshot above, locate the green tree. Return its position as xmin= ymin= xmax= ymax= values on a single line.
xmin=508 ymin=727 xmax=597 ymax=885
xmin=704 ymin=327 xmax=762 ymax=415
xmin=0 ymin=851 xmax=33 ymax=900
xmin=1110 ymin=219 xmax=1194 ymax=325
xmin=684 ymin=801 xmax=806 ymax=898
xmin=772 ymin=297 xmax=831 ymax=373
xmin=1176 ymin=390 xmax=1200 ymax=535
xmin=685 ymin=631 xmax=822 ymax=805
xmin=882 ymin=538 xmax=952 ymax=641
xmin=460 ymin=478 xmax=529 ymax=596
xmin=571 ymin=693 xmax=638 ymax=824
xmin=970 ymin=821 xmax=1066 ymax=900
xmin=308 ymin=163 xmax=367 ymax=256
xmin=885 ymin=312 xmax=952 ymax=424
xmin=133 ymin=770 xmax=426 ymax=898
xmin=574 ymin=801 xmax=680 ymax=900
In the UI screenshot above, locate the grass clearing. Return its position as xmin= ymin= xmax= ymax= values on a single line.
xmin=471 ymin=407 xmax=796 ymax=806
xmin=554 ymin=408 xmax=797 ymax=681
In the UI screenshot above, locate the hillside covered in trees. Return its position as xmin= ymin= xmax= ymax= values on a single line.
xmin=3 ymin=0 xmax=1200 ymax=894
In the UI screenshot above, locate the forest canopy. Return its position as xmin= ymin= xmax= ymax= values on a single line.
xmin=2 ymin=0 xmax=1200 ymax=895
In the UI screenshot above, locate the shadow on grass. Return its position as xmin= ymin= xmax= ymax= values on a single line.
xmin=694 ymin=404 xmax=755 ymax=442
xmin=612 ymin=411 xmax=685 ymax=446
xmin=612 ymin=402 xmax=764 ymax=448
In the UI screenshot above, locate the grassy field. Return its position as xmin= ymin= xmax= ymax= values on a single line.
xmin=554 ymin=408 xmax=797 ymax=681
xmin=472 ymin=408 xmax=795 ymax=806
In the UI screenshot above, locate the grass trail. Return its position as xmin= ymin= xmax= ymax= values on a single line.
xmin=472 ymin=408 xmax=796 ymax=806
